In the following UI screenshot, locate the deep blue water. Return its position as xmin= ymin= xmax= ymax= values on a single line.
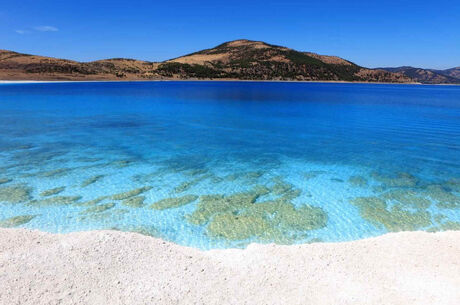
xmin=0 ymin=81 xmax=459 ymax=249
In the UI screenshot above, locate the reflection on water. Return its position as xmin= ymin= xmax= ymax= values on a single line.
xmin=0 ymin=81 xmax=459 ymax=249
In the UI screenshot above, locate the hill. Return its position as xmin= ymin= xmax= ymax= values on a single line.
xmin=0 ymin=50 xmax=159 ymax=81
xmin=379 ymin=66 xmax=460 ymax=84
xmin=159 ymin=40 xmax=411 ymax=82
xmin=0 ymin=40 xmax=442 ymax=83
xmin=432 ymin=67 xmax=460 ymax=80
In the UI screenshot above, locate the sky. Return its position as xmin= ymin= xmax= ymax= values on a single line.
xmin=1 ymin=0 xmax=459 ymax=69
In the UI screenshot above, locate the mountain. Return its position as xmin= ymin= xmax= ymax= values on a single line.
xmin=158 ymin=40 xmax=411 ymax=83
xmin=379 ymin=66 xmax=460 ymax=84
xmin=432 ymin=67 xmax=460 ymax=80
xmin=0 ymin=50 xmax=160 ymax=81
xmin=0 ymin=39 xmax=435 ymax=83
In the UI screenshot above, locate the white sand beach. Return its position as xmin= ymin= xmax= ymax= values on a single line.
xmin=0 ymin=229 xmax=459 ymax=305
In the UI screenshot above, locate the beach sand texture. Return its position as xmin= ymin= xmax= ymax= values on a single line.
xmin=0 ymin=229 xmax=459 ymax=305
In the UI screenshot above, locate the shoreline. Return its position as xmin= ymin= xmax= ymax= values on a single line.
xmin=0 ymin=79 xmax=434 ymax=85
xmin=1 ymin=228 xmax=459 ymax=305
xmin=1 ymin=79 xmax=458 ymax=86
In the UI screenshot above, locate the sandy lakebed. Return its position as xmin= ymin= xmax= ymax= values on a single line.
xmin=0 ymin=229 xmax=459 ymax=305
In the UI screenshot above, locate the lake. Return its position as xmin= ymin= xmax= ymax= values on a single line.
xmin=0 ymin=81 xmax=459 ymax=249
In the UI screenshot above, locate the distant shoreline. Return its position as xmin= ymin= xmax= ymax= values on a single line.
xmin=2 ymin=41 xmax=458 ymax=85
xmin=2 ymin=79 xmax=448 ymax=86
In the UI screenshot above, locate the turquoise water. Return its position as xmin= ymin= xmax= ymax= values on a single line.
xmin=0 ymin=81 xmax=459 ymax=249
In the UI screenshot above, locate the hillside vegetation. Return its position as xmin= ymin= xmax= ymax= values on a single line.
xmin=0 ymin=40 xmax=435 ymax=83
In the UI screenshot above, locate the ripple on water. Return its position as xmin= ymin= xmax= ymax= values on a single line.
xmin=0 ymin=82 xmax=459 ymax=249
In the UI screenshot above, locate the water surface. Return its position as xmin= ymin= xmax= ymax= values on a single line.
xmin=0 ymin=81 xmax=459 ymax=249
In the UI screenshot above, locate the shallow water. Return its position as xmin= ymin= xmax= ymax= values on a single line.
xmin=0 ymin=81 xmax=459 ymax=249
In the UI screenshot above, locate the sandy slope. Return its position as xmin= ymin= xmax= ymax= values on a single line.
xmin=0 ymin=229 xmax=459 ymax=305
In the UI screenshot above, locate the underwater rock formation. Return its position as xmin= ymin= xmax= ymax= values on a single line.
xmin=26 ymin=168 xmax=72 ymax=178
xmin=437 ymin=221 xmax=460 ymax=230
xmin=271 ymin=177 xmax=294 ymax=195
xmin=186 ymin=184 xmax=327 ymax=242
xmin=174 ymin=174 xmax=213 ymax=193
xmin=0 ymin=215 xmax=36 ymax=227
xmin=79 ymin=209 xmax=128 ymax=221
xmin=350 ymin=196 xmax=431 ymax=232
xmin=76 ymin=196 xmax=107 ymax=206
xmin=381 ymin=189 xmax=431 ymax=209
xmin=348 ymin=176 xmax=368 ymax=187
xmin=207 ymin=214 xmax=273 ymax=240
xmin=40 ymin=187 xmax=65 ymax=197
xmin=150 ymin=195 xmax=198 ymax=210
xmin=80 ymin=203 xmax=116 ymax=214
xmin=108 ymin=160 xmax=133 ymax=168
xmin=424 ymin=185 xmax=460 ymax=209
xmin=371 ymin=172 xmax=418 ymax=188
xmin=81 ymin=175 xmax=105 ymax=188
xmin=186 ymin=190 xmax=265 ymax=226
xmin=0 ymin=178 xmax=12 ymax=185
xmin=110 ymin=186 xmax=152 ymax=200
xmin=122 ymin=196 xmax=145 ymax=208
xmin=303 ymin=171 xmax=326 ymax=180
xmin=445 ymin=178 xmax=460 ymax=192
xmin=0 ymin=185 xmax=32 ymax=203
xmin=29 ymin=196 xmax=82 ymax=206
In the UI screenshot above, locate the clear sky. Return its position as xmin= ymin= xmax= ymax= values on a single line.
xmin=1 ymin=0 xmax=459 ymax=69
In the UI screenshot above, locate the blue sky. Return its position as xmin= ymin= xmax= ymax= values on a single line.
xmin=1 ymin=0 xmax=459 ymax=69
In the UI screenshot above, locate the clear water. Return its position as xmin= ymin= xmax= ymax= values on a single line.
xmin=0 ymin=81 xmax=459 ymax=249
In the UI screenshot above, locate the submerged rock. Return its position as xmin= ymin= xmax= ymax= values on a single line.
xmin=445 ymin=178 xmax=460 ymax=192
xmin=35 ymin=168 xmax=72 ymax=178
xmin=110 ymin=186 xmax=152 ymax=200
xmin=275 ymin=204 xmax=328 ymax=231
xmin=350 ymin=196 xmax=431 ymax=232
xmin=207 ymin=214 xmax=273 ymax=240
xmin=186 ymin=191 xmax=260 ymax=225
xmin=438 ymin=221 xmax=460 ymax=231
xmin=380 ymin=189 xmax=431 ymax=210
xmin=81 ymin=175 xmax=105 ymax=188
xmin=307 ymin=238 xmax=323 ymax=243
xmin=205 ymin=200 xmax=328 ymax=242
xmin=271 ymin=177 xmax=294 ymax=195
xmin=80 ymin=202 xmax=116 ymax=214
xmin=79 ymin=209 xmax=128 ymax=221
xmin=242 ymin=200 xmax=327 ymax=231
xmin=303 ymin=171 xmax=326 ymax=180
xmin=122 ymin=196 xmax=145 ymax=208
xmin=245 ymin=171 xmax=264 ymax=179
xmin=0 ymin=178 xmax=12 ymax=185
xmin=0 ymin=215 xmax=37 ymax=228
xmin=428 ymin=221 xmax=460 ymax=232
xmin=0 ymin=185 xmax=32 ymax=203
xmin=150 ymin=195 xmax=198 ymax=210
xmin=424 ymin=185 xmax=460 ymax=209
xmin=120 ymin=225 xmax=164 ymax=238
xmin=371 ymin=171 xmax=418 ymax=188
xmin=174 ymin=174 xmax=213 ymax=193
xmin=76 ymin=196 xmax=107 ymax=206
xmin=348 ymin=176 xmax=368 ymax=187
xmin=183 ymin=168 xmax=208 ymax=177
xmin=279 ymin=188 xmax=302 ymax=201
xmin=433 ymin=214 xmax=447 ymax=223
xmin=40 ymin=186 xmax=65 ymax=197
xmin=186 ymin=184 xmax=327 ymax=242
xmin=76 ymin=157 xmax=103 ymax=163
xmin=29 ymin=196 xmax=82 ymax=206
xmin=109 ymin=160 xmax=133 ymax=168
